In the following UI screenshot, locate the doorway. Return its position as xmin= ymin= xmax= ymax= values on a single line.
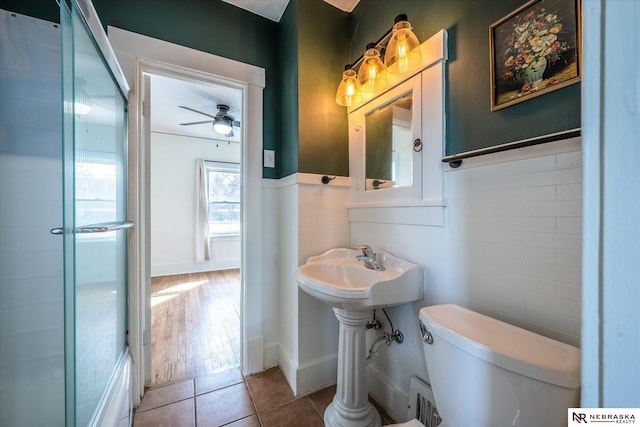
xmin=145 ymin=71 xmax=243 ymax=385
xmin=107 ymin=26 xmax=267 ymax=404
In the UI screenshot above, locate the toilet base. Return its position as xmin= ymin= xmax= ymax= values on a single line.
xmin=323 ymin=398 xmax=381 ymax=427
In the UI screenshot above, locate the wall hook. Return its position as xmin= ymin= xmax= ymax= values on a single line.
xmin=321 ymin=175 xmax=336 ymax=184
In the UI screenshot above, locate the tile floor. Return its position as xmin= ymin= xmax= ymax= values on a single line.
xmin=134 ymin=367 xmax=396 ymax=426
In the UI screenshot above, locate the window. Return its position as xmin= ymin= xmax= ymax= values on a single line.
xmin=206 ymin=161 xmax=240 ymax=236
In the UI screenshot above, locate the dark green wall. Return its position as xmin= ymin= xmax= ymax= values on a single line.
xmin=278 ymin=1 xmax=299 ymax=178
xmin=92 ymin=0 xmax=280 ymax=178
xmin=349 ymin=0 xmax=581 ymax=156
xmin=296 ymin=0 xmax=350 ymax=176
xmin=278 ymin=0 xmax=350 ymax=178
xmin=2 ymin=0 xmax=582 ymax=175
xmin=0 ymin=0 xmax=280 ymax=178
xmin=0 ymin=0 xmax=58 ymax=22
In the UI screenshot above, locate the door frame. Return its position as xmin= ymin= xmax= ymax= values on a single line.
xmin=107 ymin=28 xmax=266 ymax=405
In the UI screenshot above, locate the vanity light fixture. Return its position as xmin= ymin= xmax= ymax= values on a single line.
xmin=335 ymin=65 xmax=362 ymax=107
xmin=335 ymin=14 xmax=422 ymax=106
xmin=357 ymin=43 xmax=388 ymax=93
xmin=384 ymin=14 xmax=422 ymax=74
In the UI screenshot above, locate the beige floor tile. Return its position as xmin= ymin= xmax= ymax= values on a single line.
xmin=226 ymin=415 xmax=261 ymax=427
xmin=136 ymin=379 xmax=194 ymax=413
xmin=259 ymin=398 xmax=324 ymax=427
xmin=307 ymin=384 xmax=336 ymax=418
xmin=195 ymin=367 xmax=244 ymax=395
xmin=134 ymin=399 xmax=195 ymax=427
xmin=246 ymin=369 xmax=295 ymax=412
xmin=196 ymin=382 xmax=255 ymax=426
xmin=243 ymin=366 xmax=280 ymax=381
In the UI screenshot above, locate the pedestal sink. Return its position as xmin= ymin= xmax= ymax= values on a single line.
xmin=296 ymin=248 xmax=423 ymax=427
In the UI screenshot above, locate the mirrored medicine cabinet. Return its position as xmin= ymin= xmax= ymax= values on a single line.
xmin=347 ymin=29 xmax=447 ymax=206
xmin=354 ymin=75 xmax=421 ymax=199
xmin=364 ymin=91 xmax=414 ymax=191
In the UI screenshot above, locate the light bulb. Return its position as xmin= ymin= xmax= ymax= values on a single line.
xmin=357 ymin=43 xmax=387 ymax=93
xmin=336 ymin=66 xmax=362 ymax=107
xmin=396 ymin=34 xmax=410 ymax=73
xmin=384 ymin=16 xmax=422 ymax=74
xmin=213 ymin=119 xmax=232 ymax=135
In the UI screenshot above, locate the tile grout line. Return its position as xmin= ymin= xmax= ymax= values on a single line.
xmin=243 ymin=374 xmax=265 ymax=426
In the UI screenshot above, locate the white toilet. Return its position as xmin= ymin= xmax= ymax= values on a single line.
xmin=388 ymin=304 xmax=580 ymax=427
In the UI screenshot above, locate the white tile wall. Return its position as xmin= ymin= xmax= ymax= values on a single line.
xmin=0 ymin=9 xmax=65 ymax=426
xmin=442 ymin=138 xmax=583 ymax=344
xmin=348 ymin=137 xmax=582 ymax=419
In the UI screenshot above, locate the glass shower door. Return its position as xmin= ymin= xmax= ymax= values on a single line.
xmin=60 ymin=1 xmax=130 ymax=424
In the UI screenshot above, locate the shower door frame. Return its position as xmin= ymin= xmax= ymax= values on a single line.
xmin=60 ymin=0 xmax=131 ymax=424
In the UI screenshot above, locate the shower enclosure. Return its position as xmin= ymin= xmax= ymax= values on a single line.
xmin=0 ymin=1 xmax=131 ymax=425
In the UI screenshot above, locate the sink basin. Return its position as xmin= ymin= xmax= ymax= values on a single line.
xmin=296 ymin=248 xmax=423 ymax=310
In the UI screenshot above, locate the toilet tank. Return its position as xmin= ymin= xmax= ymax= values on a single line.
xmin=419 ymin=304 xmax=580 ymax=427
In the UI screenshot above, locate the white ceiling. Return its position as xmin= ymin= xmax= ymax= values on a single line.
xmin=222 ymin=0 xmax=360 ymax=22
xmin=150 ymin=74 xmax=242 ymax=143
xmin=148 ymin=0 xmax=360 ymax=142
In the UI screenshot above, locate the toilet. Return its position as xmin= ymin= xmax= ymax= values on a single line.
xmin=388 ymin=304 xmax=580 ymax=427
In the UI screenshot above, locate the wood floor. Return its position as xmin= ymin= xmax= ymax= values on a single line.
xmin=150 ymin=269 xmax=240 ymax=386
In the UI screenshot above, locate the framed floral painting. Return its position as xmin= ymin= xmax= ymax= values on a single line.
xmin=489 ymin=0 xmax=581 ymax=111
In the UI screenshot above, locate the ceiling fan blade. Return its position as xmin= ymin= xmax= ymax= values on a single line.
xmin=178 ymin=105 xmax=217 ymax=119
xmin=180 ymin=120 xmax=213 ymax=126
xmin=232 ymin=120 xmax=241 ymax=127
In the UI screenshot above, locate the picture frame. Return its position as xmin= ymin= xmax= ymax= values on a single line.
xmin=489 ymin=0 xmax=581 ymax=111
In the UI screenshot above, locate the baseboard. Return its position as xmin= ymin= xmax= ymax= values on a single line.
xmin=244 ymin=336 xmax=264 ymax=375
xmin=367 ymin=364 xmax=410 ymax=423
xmin=263 ymin=342 xmax=279 ymax=370
xmin=92 ymin=352 xmax=132 ymax=427
xmin=150 ymin=258 xmax=240 ymax=277
xmin=276 ymin=348 xmax=338 ymax=396
xmin=278 ymin=346 xmax=300 ymax=394
xmin=296 ymin=354 xmax=338 ymax=396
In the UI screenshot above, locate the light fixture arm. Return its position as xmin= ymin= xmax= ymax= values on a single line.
xmin=345 ymin=14 xmax=408 ymax=71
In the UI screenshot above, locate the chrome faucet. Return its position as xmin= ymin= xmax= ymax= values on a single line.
xmin=354 ymin=245 xmax=385 ymax=271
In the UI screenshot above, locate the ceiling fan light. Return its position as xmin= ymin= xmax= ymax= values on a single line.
xmin=213 ymin=117 xmax=233 ymax=135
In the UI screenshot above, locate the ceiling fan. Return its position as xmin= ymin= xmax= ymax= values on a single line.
xmin=179 ymin=104 xmax=241 ymax=137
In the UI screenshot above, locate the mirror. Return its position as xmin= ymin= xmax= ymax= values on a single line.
xmin=364 ymin=93 xmax=413 ymax=191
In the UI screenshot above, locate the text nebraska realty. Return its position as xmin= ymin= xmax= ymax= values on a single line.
xmin=574 ymin=412 xmax=636 ymax=424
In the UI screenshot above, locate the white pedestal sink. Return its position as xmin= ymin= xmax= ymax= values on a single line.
xmin=296 ymin=248 xmax=423 ymax=427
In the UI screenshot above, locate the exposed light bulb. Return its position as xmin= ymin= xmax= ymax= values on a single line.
xmin=336 ymin=67 xmax=362 ymax=107
xmin=345 ymin=80 xmax=356 ymax=97
xmin=384 ymin=16 xmax=422 ymax=74
xmin=357 ymin=44 xmax=387 ymax=93
xmin=366 ymin=61 xmax=378 ymax=89
xmin=396 ymin=33 xmax=410 ymax=73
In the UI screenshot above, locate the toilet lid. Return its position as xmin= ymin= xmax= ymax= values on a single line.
xmin=419 ymin=304 xmax=581 ymax=388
